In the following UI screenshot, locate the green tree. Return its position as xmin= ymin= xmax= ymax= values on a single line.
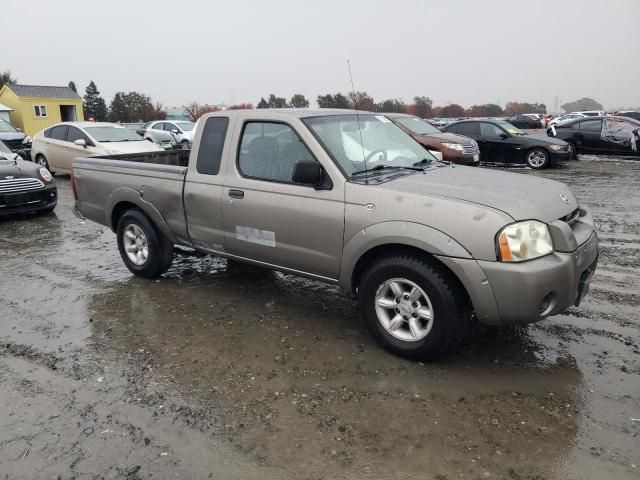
xmin=561 ymin=97 xmax=603 ymax=113
xmin=466 ymin=103 xmax=503 ymax=117
xmin=68 ymin=81 xmax=77 ymax=93
xmin=108 ymin=91 xmax=155 ymax=122
xmin=504 ymin=101 xmax=546 ymax=116
xmin=0 ymin=70 xmax=17 ymax=90
xmin=257 ymin=97 xmax=269 ymax=109
xmin=316 ymin=93 xmax=350 ymax=109
xmin=289 ymin=94 xmax=309 ymax=108
xmin=266 ymin=94 xmax=288 ymax=108
xmin=412 ymin=96 xmax=432 ymax=118
xmin=83 ymin=81 xmax=108 ymax=121
xmin=349 ymin=91 xmax=375 ymax=111
xmin=440 ymin=104 xmax=466 ymax=118
xmin=377 ymin=98 xmax=407 ymax=113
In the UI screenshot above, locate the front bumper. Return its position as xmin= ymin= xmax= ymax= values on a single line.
xmin=441 ymin=149 xmax=480 ymax=166
xmin=549 ymin=149 xmax=571 ymax=166
xmin=477 ymin=230 xmax=599 ymax=324
xmin=0 ymin=183 xmax=57 ymax=215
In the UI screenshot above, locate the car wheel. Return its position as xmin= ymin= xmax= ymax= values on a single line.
xmin=116 ymin=209 xmax=174 ymax=278
xmin=358 ymin=253 xmax=470 ymax=361
xmin=566 ymin=141 xmax=578 ymax=160
xmin=180 ymin=140 xmax=190 ymax=150
xmin=526 ymin=148 xmax=549 ymax=169
xmin=35 ymin=154 xmax=54 ymax=174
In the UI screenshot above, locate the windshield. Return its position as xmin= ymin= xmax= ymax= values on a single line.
xmin=395 ymin=116 xmax=441 ymax=135
xmin=175 ymin=122 xmax=195 ymax=131
xmin=0 ymin=120 xmax=18 ymax=133
xmin=495 ymin=120 xmax=523 ymax=136
xmin=303 ymin=114 xmax=436 ymax=178
xmin=0 ymin=140 xmax=13 ymax=155
xmin=84 ymin=126 xmax=145 ymax=142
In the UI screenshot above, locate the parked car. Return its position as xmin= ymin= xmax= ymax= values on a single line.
xmin=507 ymin=115 xmax=542 ymax=129
xmin=522 ymin=113 xmax=544 ymax=127
xmin=615 ymin=111 xmax=640 ymax=121
xmin=143 ymin=120 xmax=195 ymax=149
xmin=548 ymin=116 xmax=640 ymax=157
xmin=72 ymin=109 xmax=598 ymax=360
xmin=385 ymin=113 xmax=480 ymax=165
xmin=548 ymin=113 xmax=586 ymax=127
xmin=0 ymin=119 xmax=31 ymax=156
xmin=136 ymin=121 xmax=153 ymax=137
xmin=31 ymin=122 xmax=161 ymax=174
xmin=573 ymin=110 xmax=606 ymax=117
xmin=0 ymin=140 xmax=57 ymax=215
xmin=444 ymin=119 xmax=572 ymax=168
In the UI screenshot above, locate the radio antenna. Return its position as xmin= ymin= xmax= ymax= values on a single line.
xmin=347 ymin=59 xmax=368 ymax=184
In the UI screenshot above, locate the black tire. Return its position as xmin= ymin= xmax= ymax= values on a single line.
xmin=358 ymin=254 xmax=470 ymax=361
xmin=180 ymin=140 xmax=191 ymax=150
xmin=566 ymin=140 xmax=578 ymax=160
xmin=525 ymin=148 xmax=549 ymax=169
xmin=35 ymin=154 xmax=54 ymax=174
xmin=116 ymin=209 xmax=174 ymax=278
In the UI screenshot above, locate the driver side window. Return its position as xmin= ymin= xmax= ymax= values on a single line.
xmin=238 ymin=122 xmax=316 ymax=184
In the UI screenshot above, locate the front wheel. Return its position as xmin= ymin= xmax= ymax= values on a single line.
xmin=116 ymin=209 xmax=174 ymax=278
xmin=566 ymin=141 xmax=577 ymax=160
xmin=526 ymin=148 xmax=549 ymax=169
xmin=35 ymin=154 xmax=54 ymax=174
xmin=180 ymin=140 xmax=191 ymax=150
xmin=358 ymin=254 xmax=470 ymax=361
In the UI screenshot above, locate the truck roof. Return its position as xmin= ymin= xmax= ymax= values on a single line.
xmin=203 ymin=108 xmax=366 ymax=120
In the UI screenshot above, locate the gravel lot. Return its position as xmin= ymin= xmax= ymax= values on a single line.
xmin=1 ymin=156 xmax=638 ymax=479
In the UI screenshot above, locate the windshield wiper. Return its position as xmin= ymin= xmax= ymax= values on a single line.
xmin=412 ymin=158 xmax=433 ymax=167
xmin=351 ymin=164 xmax=422 ymax=177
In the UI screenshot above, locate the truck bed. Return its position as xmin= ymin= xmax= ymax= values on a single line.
xmin=92 ymin=150 xmax=190 ymax=167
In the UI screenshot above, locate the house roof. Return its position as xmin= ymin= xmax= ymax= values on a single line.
xmin=8 ymin=84 xmax=81 ymax=99
xmin=0 ymin=102 xmax=13 ymax=111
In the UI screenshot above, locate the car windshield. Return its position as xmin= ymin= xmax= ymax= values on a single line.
xmin=303 ymin=114 xmax=436 ymax=178
xmin=496 ymin=120 xmax=523 ymax=136
xmin=0 ymin=140 xmax=13 ymax=155
xmin=0 ymin=120 xmax=18 ymax=133
xmin=175 ymin=122 xmax=195 ymax=131
xmin=84 ymin=126 xmax=145 ymax=142
xmin=395 ymin=116 xmax=441 ymax=135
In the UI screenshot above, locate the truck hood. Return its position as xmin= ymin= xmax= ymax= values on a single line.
xmin=384 ymin=165 xmax=578 ymax=222
xmin=101 ymin=141 xmax=163 ymax=154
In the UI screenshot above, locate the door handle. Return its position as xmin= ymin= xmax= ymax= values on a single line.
xmin=228 ymin=189 xmax=244 ymax=199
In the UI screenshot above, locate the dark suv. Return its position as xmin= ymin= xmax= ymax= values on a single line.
xmin=384 ymin=113 xmax=480 ymax=165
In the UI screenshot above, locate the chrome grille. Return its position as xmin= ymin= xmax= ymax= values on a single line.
xmin=0 ymin=178 xmax=44 ymax=194
xmin=462 ymin=144 xmax=479 ymax=155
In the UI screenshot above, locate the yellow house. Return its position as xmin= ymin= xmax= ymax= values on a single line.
xmin=0 ymin=84 xmax=84 ymax=136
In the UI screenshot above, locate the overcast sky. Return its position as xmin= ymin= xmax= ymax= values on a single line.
xmin=2 ymin=0 xmax=638 ymax=111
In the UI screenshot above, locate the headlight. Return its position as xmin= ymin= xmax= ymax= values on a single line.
xmin=23 ymin=136 xmax=32 ymax=144
xmin=441 ymin=142 xmax=465 ymax=152
xmin=548 ymin=144 xmax=564 ymax=151
xmin=497 ymin=220 xmax=553 ymax=262
xmin=39 ymin=167 xmax=53 ymax=182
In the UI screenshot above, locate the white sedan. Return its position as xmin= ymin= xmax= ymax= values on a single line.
xmin=547 ymin=113 xmax=586 ymax=127
xmin=142 ymin=120 xmax=195 ymax=148
xmin=31 ymin=122 xmax=162 ymax=174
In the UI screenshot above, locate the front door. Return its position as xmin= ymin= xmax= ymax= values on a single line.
xmin=575 ymin=119 xmax=604 ymax=153
xmin=221 ymin=120 xmax=345 ymax=279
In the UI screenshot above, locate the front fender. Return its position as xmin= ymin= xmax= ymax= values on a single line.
xmin=338 ymin=221 xmax=471 ymax=289
xmin=106 ymin=187 xmax=177 ymax=244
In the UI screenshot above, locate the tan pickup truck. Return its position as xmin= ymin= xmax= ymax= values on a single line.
xmin=72 ymin=109 xmax=598 ymax=360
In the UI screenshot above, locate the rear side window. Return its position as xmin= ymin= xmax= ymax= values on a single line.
xmin=50 ymin=125 xmax=68 ymax=141
xmin=449 ymin=122 xmax=478 ymax=136
xmin=196 ymin=117 xmax=229 ymax=175
xmin=578 ymin=120 xmax=602 ymax=131
xmin=43 ymin=128 xmax=52 ymax=138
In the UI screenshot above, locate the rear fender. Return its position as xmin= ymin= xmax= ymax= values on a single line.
xmin=107 ymin=187 xmax=177 ymax=244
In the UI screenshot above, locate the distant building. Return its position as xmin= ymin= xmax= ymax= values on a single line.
xmin=0 ymin=84 xmax=84 ymax=136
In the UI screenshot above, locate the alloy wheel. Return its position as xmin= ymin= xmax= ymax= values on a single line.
xmin=123 ymin=224 xmax=149 ymax=266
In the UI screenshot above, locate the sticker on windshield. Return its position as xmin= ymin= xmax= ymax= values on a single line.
xmin=375 ymin=115 xmax=391 ymax=123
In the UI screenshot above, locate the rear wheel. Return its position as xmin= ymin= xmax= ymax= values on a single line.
xmin=526 ymin=148 xmax=549 ymax=169
xmin=116 ymin=209 xmax=174 ymax=278
xmin=358 ymin=254 xmax=470 ymax=361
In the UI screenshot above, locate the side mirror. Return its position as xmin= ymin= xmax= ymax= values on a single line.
xmin=16 ymin=127 xmax=23 ymax=133
xmin=292 ymin=161 xmax=323 ymax=186
xmin=171 ymin=129 xmax=180 ymax=135
xmin=74 ymin=139 xmax=87 ymax=148
xmin=499 ymin=133 xmax=509 ymax=140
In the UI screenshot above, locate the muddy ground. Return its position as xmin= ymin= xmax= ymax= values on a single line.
xmin=1 ymin=156 xmax=638 ymax=479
